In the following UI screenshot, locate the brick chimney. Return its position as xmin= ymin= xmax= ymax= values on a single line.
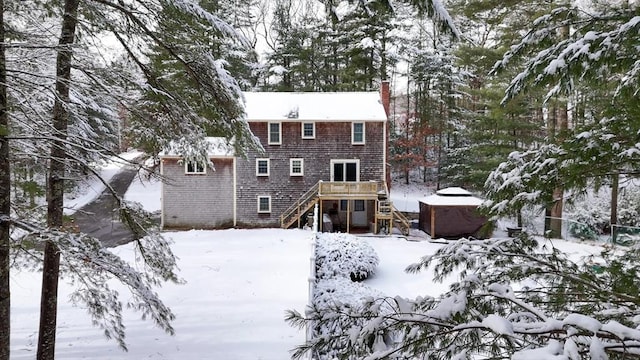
xmin=380 ymin=80 xmax=392 ymax=191
xmin=380 ymin=80 xmax=390 ymax=117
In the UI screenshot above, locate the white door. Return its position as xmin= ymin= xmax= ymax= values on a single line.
xmin=351 ymin=200 xmax=367 ymax=227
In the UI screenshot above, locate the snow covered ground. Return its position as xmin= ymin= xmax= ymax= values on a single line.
xmin=9 ymin=158 xmax=609 ymax=359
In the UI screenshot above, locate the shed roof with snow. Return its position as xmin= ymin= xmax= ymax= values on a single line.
xmin=419 ymin=187 xmax=484 ymax=207
xmin=418 ymin=187 xmax=487 ymax=239
xmin=242 ymin=91 xmax=387 ymax=122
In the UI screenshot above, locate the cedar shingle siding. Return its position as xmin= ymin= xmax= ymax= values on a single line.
xmin=162 ymin=158 xmax=234 ymax=229
xmin=234 ymin=121 xmax=385 ymax=227
xmin=160 ymin=90 xmax=389 ymax=230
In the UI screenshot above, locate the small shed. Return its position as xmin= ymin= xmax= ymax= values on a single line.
xmin=418 ymin=187 xmax=487 ymax=239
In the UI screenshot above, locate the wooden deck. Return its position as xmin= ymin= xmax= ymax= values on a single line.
xmin=317 ymin=181 xmax=385 ymax=199
xmin=280 ymin=180 xmax=409 ymax=235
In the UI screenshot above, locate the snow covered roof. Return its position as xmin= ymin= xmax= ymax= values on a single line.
xmin=419 ymin=187 xmax=483 ymax=206
xmin=159 ymin=137 xmax=234 ymax=157
xmin=435 ymin=187 xmax=472 ymax=196
xmin=242 ymin=91 xmax=387 ymax=122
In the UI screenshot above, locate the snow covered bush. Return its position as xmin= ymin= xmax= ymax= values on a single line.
xmin=287 ymin=233 xmax=387 ymax=360
xmin=290 ymin=234 xmax=640 ymax=359
xmin=564 ymin=185 xmax=640 ymax=242
xmin=314 ymin=277 xmax=385 ymax=310
xmin=315 ymin=232 xmax=379 ymax=281
xmin=310 ymin=278 xmax=390 ymax=360
xmin=565 ymin=191 xmax=610 ymax=240
xmin=618 ymin=188 xmax=640 ymax=228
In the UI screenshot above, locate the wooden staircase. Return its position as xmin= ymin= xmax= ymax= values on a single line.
xmin=280 ymin=181 xmax=320 ymax=229
xmin=392 ymin=204 xmax=411 ymax=236
xmin=376 ymin=199 xmax=411 ymax=236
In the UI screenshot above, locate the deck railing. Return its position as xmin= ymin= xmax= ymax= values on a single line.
xmin=280 ymin=180 xmax=389 ymax=230
xmin=318 ymin=181 xmax=384 ymax=198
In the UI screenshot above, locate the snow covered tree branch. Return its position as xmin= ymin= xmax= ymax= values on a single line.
xmin=290 ymin=235 xmax=640 ymax=359
xmin=493 ymin=4 xmax=640 ymax=102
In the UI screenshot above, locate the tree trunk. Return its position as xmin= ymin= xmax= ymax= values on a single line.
xmin=547 ymin=102 xmax=568 ymax=238
xmin=37 ymin=1 xmax=80 ymax=359
xmin=546 ymin=3 xmax=571 ymax=239
xmin=548 ymin=186 xmax=563 ymax=238
xmin=611 ymin=173 xmax=619 ymax=244
xmin=0 ymin=0 xmax=11 ymax=358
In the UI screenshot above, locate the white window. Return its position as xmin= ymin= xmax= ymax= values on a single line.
xmin=257 ymin=196 xmax=271 ymax=213
xmin=256 ymin=158 xmax=270 ymax=176
xmin=268 ymin=122 xmax=281 ymax=145
xmin=352 ymin=122 xmax=365 ymax=144
xmin=290 ymin=158 xmax=304 ymax=176
xmin=185 ymin=161 xmax=206 ymax=174
xmin=301 ymin=122 xmax=315 ymax=139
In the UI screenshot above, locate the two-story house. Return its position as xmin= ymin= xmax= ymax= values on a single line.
xmin=159 ymin=83 xmax=409 ymax=234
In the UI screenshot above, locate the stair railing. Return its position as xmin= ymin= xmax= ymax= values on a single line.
xmin=280 ymin=181 xmax=321 ymax=229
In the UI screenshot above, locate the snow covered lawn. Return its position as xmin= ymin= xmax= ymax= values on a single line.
xmin=361 ymin=237 xmax=449 ymax=298
xmin=8 ymin=161 xmax=612 ymax=359
xmin=11 ymin=229 xmax=312 ymax=359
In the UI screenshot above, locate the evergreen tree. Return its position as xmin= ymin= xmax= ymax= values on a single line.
xmin=487 ymin=0 xmax=640 ymax=224
xmin=436 ymin=0 xmax=563 ymax=229
xmin=263 ymin=0 xmax=321 ymax=91
xmin=0 ymin=0 xmax=261 ymax=358
xmin=289 ymin=1 xmax=640 ymax=358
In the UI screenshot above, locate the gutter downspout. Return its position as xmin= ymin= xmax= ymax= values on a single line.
xmin=233 ymin=157 xmax=237 ymax=227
